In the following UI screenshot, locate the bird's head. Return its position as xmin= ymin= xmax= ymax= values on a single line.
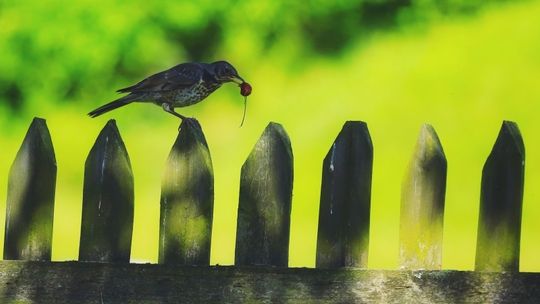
xmin=211 ymin=61 xmax=244 ymax=84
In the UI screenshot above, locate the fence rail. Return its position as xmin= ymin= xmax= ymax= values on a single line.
xmin=1 ymin=261 xmax=539 ymax=303
xmin=1 ymin=117 xmax=538 ymax=303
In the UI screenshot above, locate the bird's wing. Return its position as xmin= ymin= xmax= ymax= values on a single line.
xmin=117 ymin=63 xmax=202 ymax=93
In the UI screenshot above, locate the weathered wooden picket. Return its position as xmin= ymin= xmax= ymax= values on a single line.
xmin=1 ymin=117 xmax=538 ymax=303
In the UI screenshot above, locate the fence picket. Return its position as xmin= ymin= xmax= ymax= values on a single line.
xmin=3 ymin=117 xmax=56 ymax=261
xmin=235 ymin=122 xmax=293 ymax=266
xmin=316 ymin=121 xmax=373 ymax=268
xmin=475 ymin=121 xmax=524 ymax=271
xmin=159 ymin=119 xmax=214 ymax=265
xmin=79 ymin=120 xmax=134 ymax=263
xmin=399 ymin=124 xmax=447 ymax=270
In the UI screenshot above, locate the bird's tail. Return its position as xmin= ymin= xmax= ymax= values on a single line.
xmin=88 ymin=95 xmax=136 ymax=118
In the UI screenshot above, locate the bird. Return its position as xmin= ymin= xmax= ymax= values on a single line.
xmin=88 ymin=61 xmax=245 ymax=120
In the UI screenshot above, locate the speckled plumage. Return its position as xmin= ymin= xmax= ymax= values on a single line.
xmin=88 ymin=61 xmax=244 ymax=119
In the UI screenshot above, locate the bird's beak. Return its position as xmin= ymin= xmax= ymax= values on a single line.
xmin=231 ymin=75 xmax=244 ymax=84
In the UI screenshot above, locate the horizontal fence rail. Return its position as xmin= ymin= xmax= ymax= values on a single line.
xmin=1 ymin=261 xmax=539 ymax=303
xmin=1 ymin=117 xmax=538 ymax=303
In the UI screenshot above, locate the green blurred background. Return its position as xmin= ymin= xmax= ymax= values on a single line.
xmin=1 ymin=0 xmax=539 ymax=270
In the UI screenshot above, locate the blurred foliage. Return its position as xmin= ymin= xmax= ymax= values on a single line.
xmin=1 ymin=0 xmax=540 ymax=271
xmin=0 ymin=0 xmax=509 ymax=113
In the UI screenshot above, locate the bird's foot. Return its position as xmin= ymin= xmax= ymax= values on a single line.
xmin=178 ymin=117 xmax=200 ymax=132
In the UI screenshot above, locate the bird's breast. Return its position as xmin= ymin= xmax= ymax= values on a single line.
xmin=171 ymin=82 xmax=222 ymax=107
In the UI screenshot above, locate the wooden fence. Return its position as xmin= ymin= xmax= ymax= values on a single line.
xmin=1 ymin=117 xmax=539 ymax=303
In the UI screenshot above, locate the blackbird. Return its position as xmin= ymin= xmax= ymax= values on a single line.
xmin=88 ymin=61 xmax=245 ymax=120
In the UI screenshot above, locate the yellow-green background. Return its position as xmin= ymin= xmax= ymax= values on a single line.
xmin=1 ymin=0 xmax=539 ymax=271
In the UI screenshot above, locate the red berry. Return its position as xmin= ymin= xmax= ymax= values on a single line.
xmin=240 ymin=82 xmax=252 ymax=96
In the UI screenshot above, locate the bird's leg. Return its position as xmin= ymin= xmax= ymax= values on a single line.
xmin=162 ymin=103 xmax=187 ymax=120
xmin=162 ymin=103 xmax=198 ymax=131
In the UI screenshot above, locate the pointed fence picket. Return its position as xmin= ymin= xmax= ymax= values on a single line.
xmin=78 ymin=120 xmax=134 ymax=263
xmin=476 ymin=121 xmax=525 ymax=272
xmin=316 ymin=121 xmax=372 ymax=269
xmin=399 ymin=124 xmax=447 ymax=270
xmin=159 ymin=119 xmax=214 ymax=265
xmin=235 ymin=122 xmax=293 ymax=267
xmin=0 ymin=117 xmax=538 ymax=303
xmin=3 ymin=118 xmax=56 ymax=261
